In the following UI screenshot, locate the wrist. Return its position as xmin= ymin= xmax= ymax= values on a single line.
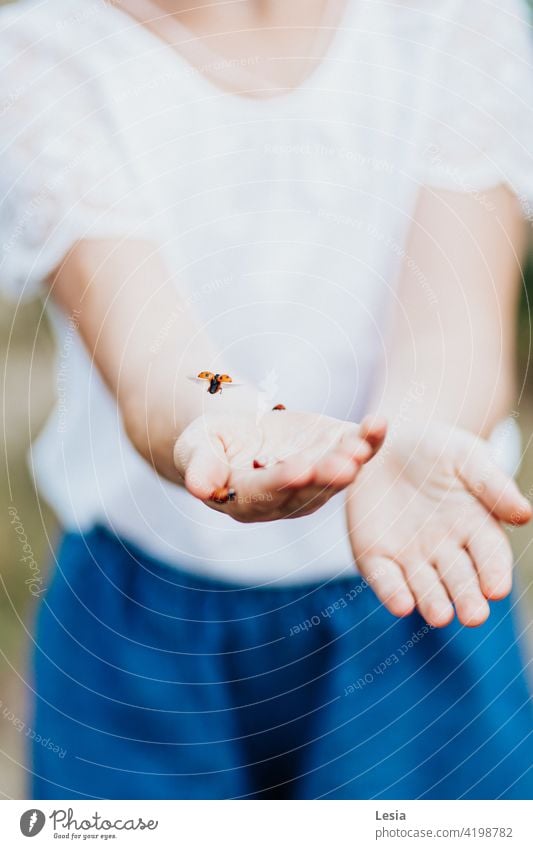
xmin=121 ymin=366 xmax=264 ymax=481
xmin=373 ymin=387 xmax=511 ymax=443
xmin=121 ymin=385 xmax=180 ymax=481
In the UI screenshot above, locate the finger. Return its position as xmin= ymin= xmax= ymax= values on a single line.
xmin=223 ymin=481 xmax=333 ymax=523
xmin=403 ymin=561 xmax=454 ymax=628
xmin=433 ymin=547 xmax=490 ymax=627
xmin=352 ymin=415 xmax=388 ymax=462
xmin=357 ymin=556 xmax=415 ymax=618
xmin=230 ymin=451 xmax=357 ymax=520
xmin=465 ymin=518 xmax=513 ymax=600
xmin=277 ymin=467 xmax=367 ymax=519
xmin=338 ymin=434 xmax=381 ymax=468
xmin=297 ymin=420 xmax=386 ymax=491
xmin=280 ymin=484 xmax=340 ymax=518
xmin=295 ymin=448 xmax=359 ymax=489
xmin=231 ymin=456 xmax=315 ymax=502
xmin=174 ymin=432 xmax=229 ymax=501
xmin=457 ymin=443 xmax=531 ymax=524
xmin=215 ymin=474 xmax=332 ymax=523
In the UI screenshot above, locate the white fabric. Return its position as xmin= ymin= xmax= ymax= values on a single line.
xmin=1 ymin=0 xmax=532 ymax=584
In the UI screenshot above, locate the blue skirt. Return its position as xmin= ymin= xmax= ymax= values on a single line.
xmin=31 ymin=526 xmax=533 ymax=799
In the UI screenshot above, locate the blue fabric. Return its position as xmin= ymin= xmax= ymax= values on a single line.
xmin=31 ymin=526 xmax=533 ymax=799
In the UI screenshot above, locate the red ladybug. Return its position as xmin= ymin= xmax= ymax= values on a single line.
xmin=211 ymin=487 xmax=236 ymax=504
xmin=196 ymin=371 xmax=234 ymax=395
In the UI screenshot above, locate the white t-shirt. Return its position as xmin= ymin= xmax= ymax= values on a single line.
xmin=1 ymin=0 xmax=532 ymax=585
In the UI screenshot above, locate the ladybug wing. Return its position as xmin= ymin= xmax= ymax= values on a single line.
xmin=188 ymin=375 xmax=213 ymax=385
xmin=218 ymin=375 xmax=244 ymax=387
xmin=188 ymin=373 xmax=243 ymax=386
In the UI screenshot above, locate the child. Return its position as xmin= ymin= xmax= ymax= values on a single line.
xmin=1 ymin=0 xmax=533 ymax=799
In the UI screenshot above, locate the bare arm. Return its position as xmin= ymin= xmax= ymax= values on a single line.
xmin=48 ymin=238 xmax=385 ymax=519
xmin=374 ymin=185 xmax=525 ymax=434
xmin=48 ymin=238 xmax=250 ymax=481
xmin=347 ymin=185 xmax=531 ymax=628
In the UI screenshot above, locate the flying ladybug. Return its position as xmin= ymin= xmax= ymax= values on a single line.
xmin=189 ymin=371 xmax=241 ymax=395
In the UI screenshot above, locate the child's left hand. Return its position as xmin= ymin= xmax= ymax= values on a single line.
xmin=346 ymin=421 xmax=532 ymax=627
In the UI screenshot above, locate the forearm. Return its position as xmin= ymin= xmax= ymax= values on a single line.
xmin=373 ymin=322 xmax=514 ymax=438
xmin=48 ymin=239 xmax=258 ymax=481
xmin=369 ymin=186 xmax=525 ymax=438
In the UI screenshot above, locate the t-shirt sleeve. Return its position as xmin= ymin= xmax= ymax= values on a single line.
xmin=417 ymin=0 xmax=533 ymax=216
xmin=0 ymin=7 xmax=154 ymax=302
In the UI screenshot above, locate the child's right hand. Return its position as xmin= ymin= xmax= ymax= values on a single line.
xmin=173 ymin=410 xmax=386 ymax=522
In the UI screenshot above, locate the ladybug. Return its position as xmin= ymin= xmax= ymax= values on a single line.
xmin=211 ymin=487 xmax=236 ymax=504
xmin=195 ymin=371 xmax=234 ymax=395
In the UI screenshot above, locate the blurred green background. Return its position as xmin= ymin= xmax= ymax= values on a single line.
xmin=1 ymin=0 xmax=533 ymax=801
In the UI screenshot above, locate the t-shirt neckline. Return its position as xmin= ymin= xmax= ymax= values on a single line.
xmin=102 ymin=0 xmax=357 ymax=107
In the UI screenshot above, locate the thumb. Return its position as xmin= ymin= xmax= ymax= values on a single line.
xmin=174 ymin=426 xmax=229 ymax=501
xmin=456 ymin=436 xmax=531 ymax=525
